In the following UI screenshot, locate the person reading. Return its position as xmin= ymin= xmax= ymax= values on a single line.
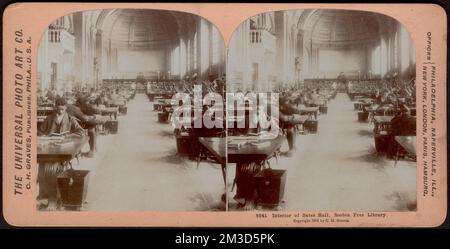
xmin=37 ymin=97 xmax=86 ymax=210
xmin=65 ymin=96 xmax=102 ymax=158
xmin=279 ymin=96 xmax=308 ymax=157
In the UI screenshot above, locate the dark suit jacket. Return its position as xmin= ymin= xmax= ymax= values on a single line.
xmin=391 ymin=114 xmax=416 ymax=136
xmin=66 ymin=104 xmax=88 ymax=122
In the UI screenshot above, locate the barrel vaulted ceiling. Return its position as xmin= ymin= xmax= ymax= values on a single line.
xmin=297 ymin=9 xmax=398 ymax=47
xmin=95 ymin=9 xmax=198 ymax=49
xmin=245 ymin=9 xmax=399 ymax=48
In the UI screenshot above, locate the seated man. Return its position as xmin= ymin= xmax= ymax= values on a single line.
xmin=45 ymin=89 xmax=56 ymax=102
xmin=388 ymin=105 xmax=416 ymax=158
xmin=391 ymin=106 xmax=416 ymax=136
xmin=38 ymin=97 xmax=86 ymax=210
xmin=233 ymin=113 xmax=281 ymax=211
xmin=279 ymin=97 xmax=306 ymax=157
xmin=108 ymin=90 xmax=119 ymax=106
xmin=39 ymin=97 xmax=85 ymax=137
xmin=66 ymin=96 xmax=101 ymax=158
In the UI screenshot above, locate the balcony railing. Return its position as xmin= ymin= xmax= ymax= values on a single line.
xmin=250 ymin=30 xmax=262 ymax=43
xmin=249 ymin=29 xmax=275 ymax=51
xmin=48 ymin=28 xmax=74 ymax=53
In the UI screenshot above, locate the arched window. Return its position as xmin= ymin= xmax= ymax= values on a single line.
xmin=193 ymin=32 xmax=197 ymax=70
xmin=200 ymin=20 xmax=209 ymax=73
xmin=400 ymin=26 xmax=411 ymax=72
xmin=212 ymin=27 xmax=221 ymax=64
xmin=380 ymin=39 xmax=388 ymax=77
xmin=393 ymin=30 xmax=399 ymax=69
xmin=371 ymin=45 xmax=381 ymax=76
xmin=171 ymin=46 xmax=180 ymax=75
xmin=180 ymin=40 xmax=186 ymax=77
xmin=187 ymin=39 xmax=191 ymax=72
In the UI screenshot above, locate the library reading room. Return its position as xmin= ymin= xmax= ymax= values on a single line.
xmin=36 ymin=9 xmax=416 ymax=212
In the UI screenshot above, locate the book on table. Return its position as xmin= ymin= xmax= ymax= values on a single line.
xmin=228 ymin=139 xmax=248 ymax=150
xmin=50 ymin=131 xmax=69 ymax=137
xmin=247 ymin=131 xmax=278 ymax=140
xmin=53 ymin=140 xmax=75 ymax=147
xmin=249 ymin=140 xmax=271 ymax=147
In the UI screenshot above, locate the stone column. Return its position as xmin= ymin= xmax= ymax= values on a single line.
xmin=84 ymin=25 xmax=95 ymax=88
xmin=106 ymin=38 xmax=112 ymax=79
xmin=296 ymin=31 xmax=304 ymax=85
xmin=73 ymin=12 xmax=83 ymax=88
xmin=38 ymin=30 xmax=50 ymax=91
xmin=275 ymin=11 xmax=287 ymax=87
xmin=94 ymin=29 xmax=103 ymax=89
xmin=208 ymin=23 xmax=213 ymax=77
xmin=196 ymin=17 xmax=202 ymax=81
xmin=218 ymin=29 xmax=225 ymax=78
xmin=241 ymin=20 xmax=251 ymax=91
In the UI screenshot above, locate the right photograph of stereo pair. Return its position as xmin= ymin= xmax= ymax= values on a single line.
xmin=225 ymin=9 xmax=417 ymax=211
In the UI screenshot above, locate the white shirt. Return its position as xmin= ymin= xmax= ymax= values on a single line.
xmin=56 ymin=113 xmax=64 ymax=125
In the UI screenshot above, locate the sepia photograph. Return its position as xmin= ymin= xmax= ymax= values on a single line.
xmin=2 ymin=2 xmax=447 ymax=228
xmin=226 ymin=9 xmax=417 ymax=211
xmin=34 ymin=8 xmax=418 ymax=213
xmin=36 ymin=9 xmax=227 ymax=211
